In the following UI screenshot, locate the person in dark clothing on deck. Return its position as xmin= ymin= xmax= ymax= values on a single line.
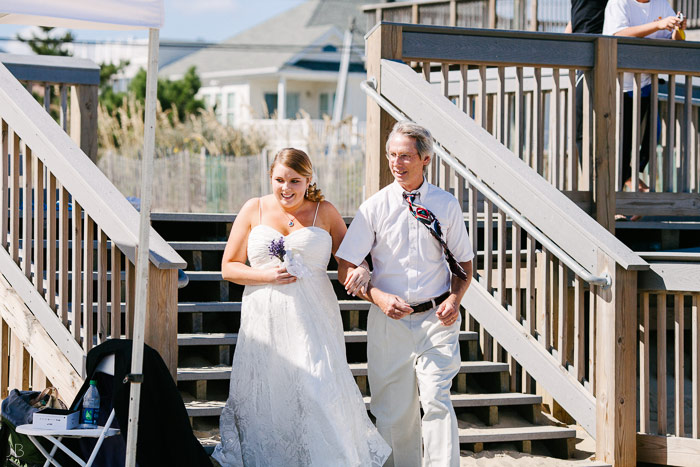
xmin=565 ymin=1 xmax=609 ymax=168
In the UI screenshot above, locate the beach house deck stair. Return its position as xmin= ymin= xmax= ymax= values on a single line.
xmin=152 ymin=212 xmax=581 ymax=459
xmin=356 ymin=23 xmax=700 ymax=466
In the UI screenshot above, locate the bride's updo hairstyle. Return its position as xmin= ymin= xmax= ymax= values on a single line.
xmin=269 ymin=148 xmax=325 ymax=202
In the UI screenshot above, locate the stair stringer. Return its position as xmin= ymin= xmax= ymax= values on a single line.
xmin=0 ymin=271 xmax=82 ymax=401
xmin=463 ymin=280 xmax=596 ymax=438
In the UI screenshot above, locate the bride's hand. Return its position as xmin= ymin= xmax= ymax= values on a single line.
xmin=266 ymin=266 xmax=297 ymax=285
xmin=344 ymin=265 xmax=370 ymax=296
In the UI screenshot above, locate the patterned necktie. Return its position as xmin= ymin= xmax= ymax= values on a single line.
xmin=403 ymin=192 xmax=468 ymax=281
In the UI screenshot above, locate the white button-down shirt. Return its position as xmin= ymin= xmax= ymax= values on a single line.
xmin=337 ymin=179 xmax=474 ymax=304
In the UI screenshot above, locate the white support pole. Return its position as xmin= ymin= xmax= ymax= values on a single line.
xmin=125 ymin=27 xmax=159 ymax=467
xmin=277 ymin=76 xmax=287 ymax=121
xmin=332 ymin=20 xmax=354 ymax=125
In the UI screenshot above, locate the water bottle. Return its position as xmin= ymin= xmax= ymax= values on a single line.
xmin=81 ymin=380 xmax=100 ymax=427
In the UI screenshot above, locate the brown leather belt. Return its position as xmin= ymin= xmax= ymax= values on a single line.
xmin=411 ymin=291 xmax=450 ymax=314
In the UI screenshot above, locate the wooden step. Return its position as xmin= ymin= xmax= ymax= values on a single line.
xmin=178 ymin=300 xmax=371 ymax=313
xmin=169 ymin=241 xmax=227 ymax=251
xmin=153 ymin=212 xmax=237 ymax=223
xmin=177 ymin=330 xmax=478 ymax=346
xmin=457 ymin=424 xmax=575 ymax=443
xmin=184 ymin=392 xmax=542 ymax=417
xmin=184 ymin=270 xmax=339 ymax=281
xmin=177 ymin=360 xmax=509 ymax=382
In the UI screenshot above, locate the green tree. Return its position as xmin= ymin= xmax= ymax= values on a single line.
xmin=99 ymin=60 xmax=130 ymax=115
xmin=17 ymin=26 xmax=74 ymax=56
xmin=129 ymin=66 xmax=205 ymax=120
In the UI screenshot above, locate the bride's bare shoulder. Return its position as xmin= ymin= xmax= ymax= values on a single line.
xmin=235 ymin=197 xmax=265 ymax=228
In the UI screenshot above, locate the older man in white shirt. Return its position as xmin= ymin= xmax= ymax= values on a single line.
xmin=337 ymin=121 xmax=473 ymax=467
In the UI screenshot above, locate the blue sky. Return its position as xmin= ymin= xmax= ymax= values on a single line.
xmin=1 ymin=0 xmax=306 ymax=51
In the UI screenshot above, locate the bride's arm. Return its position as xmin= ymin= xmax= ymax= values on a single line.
xmin=221 ymin=198 xmax=296 ymax=286
xmin=324 ymin=202 xmax=370 ymax=295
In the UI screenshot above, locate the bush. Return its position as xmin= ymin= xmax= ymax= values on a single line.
xmin=97 ymin=97 xmax=268 ymax=159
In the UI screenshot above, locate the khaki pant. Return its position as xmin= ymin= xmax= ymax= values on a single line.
xmin=367 ymin=304 xmax=461 ymax=467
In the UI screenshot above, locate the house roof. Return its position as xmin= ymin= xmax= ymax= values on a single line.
xmin=160 ymin=0 xmax=366 ymax=79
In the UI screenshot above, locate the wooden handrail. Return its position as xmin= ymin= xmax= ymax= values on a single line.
xmin=0 ymin=62 xmax=185 ymax=270
xmin=362 ymin=0 xmax=451 ymax=12
xmin=0 ymin=53 xmax=100 ymax=86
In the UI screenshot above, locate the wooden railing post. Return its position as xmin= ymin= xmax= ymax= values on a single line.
xmin=70 ymin=84 xmax=98 ymax=164
xmin=488 ymin=0 xmax=497 ymax=28
xmin=593 ymin=37 xmax=617 ymax=233
xmin=529 ymin=0 xmax=539 ymax=31
xmin=595 ymin=253 xmax=637 ymax=466
xmin=146 ymin=265 xmax=178 ymax=380
xmin=365 ymin=23 xmax=402 ymax=197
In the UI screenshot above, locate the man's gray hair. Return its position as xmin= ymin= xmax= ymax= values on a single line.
xmin=385 ymin=121 xmax=434 ymax=160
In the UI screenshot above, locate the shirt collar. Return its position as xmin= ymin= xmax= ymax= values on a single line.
xmin=393 ymin=177 xmax=430 ymax=200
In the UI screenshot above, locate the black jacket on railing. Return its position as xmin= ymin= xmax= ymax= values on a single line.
xmin=69 ymin=339 xmax=212 ymax=467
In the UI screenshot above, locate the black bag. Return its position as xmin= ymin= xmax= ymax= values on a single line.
xmin=0 ymin=390 xmax=49 ymax=467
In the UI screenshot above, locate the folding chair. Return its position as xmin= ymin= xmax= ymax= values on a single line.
xmin=16 ymin=354 xmax=121 ymax=467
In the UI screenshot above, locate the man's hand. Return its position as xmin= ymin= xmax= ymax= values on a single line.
xmin=436 ymin=295 xmax=460 ymax=326
xmin=656 ymin=15 xmax=682 ymax=31
xmin=375 ymin=290 xmax=413 ymax=320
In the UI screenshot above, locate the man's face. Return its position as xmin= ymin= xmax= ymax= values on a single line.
xmin=387 ymin=133 xmax=430 ymax=190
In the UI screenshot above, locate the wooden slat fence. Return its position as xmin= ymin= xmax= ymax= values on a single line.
xmin=98 ymin=149 xmax=365 ymax=216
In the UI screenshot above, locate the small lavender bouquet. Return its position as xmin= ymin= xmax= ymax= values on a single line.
xmin=268 ymin=237 xmax=286 ymax=262
xmin=268 ymin=236 xmax=309 ymax=278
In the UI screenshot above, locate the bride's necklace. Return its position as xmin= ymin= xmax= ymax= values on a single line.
xmin=281 ymin=207 xmax=299 ymax=227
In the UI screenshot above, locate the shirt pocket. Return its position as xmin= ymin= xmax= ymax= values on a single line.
xmin=417 ymin=223 xmax=445 ymax=263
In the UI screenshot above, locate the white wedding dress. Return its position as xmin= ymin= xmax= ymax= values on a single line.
xmin=212 ymin=224 xmax=391 ymax=467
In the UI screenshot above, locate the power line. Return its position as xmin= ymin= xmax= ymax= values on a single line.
xmin=0 ymin=36 xmax=365 ymax=53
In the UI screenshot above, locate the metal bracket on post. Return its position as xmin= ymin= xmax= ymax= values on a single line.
xmin=123 ymin=374 xmax=144 ymax=384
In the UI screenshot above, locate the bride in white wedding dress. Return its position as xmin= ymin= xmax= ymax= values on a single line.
xmin=212 ymin=148 xmax=391 ymax=467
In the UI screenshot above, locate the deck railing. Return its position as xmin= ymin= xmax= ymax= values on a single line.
xmin=635 ymin=254 xmax=700 ymax=465
xmin=361 ymin=21 xmax=700 ymax=466
xmin=363 ymin=0 xmax=700 ymax=32
xmin=0 ymin=53 xmax=99 ymax=163
xmin=0 ymin=56 xmax=185 ymax=400
xmin=381 ymin=26 xmax=700 ymax=230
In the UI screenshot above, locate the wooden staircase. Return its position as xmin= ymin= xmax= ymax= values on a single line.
xmin=152 ymin=212 xmax=582 ymax=459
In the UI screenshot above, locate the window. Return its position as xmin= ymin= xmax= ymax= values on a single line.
xmin=264 ymin=93 xmax=277 ymax=117
xmin=226 ymin=92 xmax=236 ymax=126
xmin=319 ymin=92 xmax=336 ymax=117
xmin=214 ymin=93 xmax=224 ymax=123
xmin=203 ymin=93 xmax=213 ymax=109
xmin=263 ymin=92 xmax=301 ymax=119
xmin=286 ymin=93 xmax=300 ymax=119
